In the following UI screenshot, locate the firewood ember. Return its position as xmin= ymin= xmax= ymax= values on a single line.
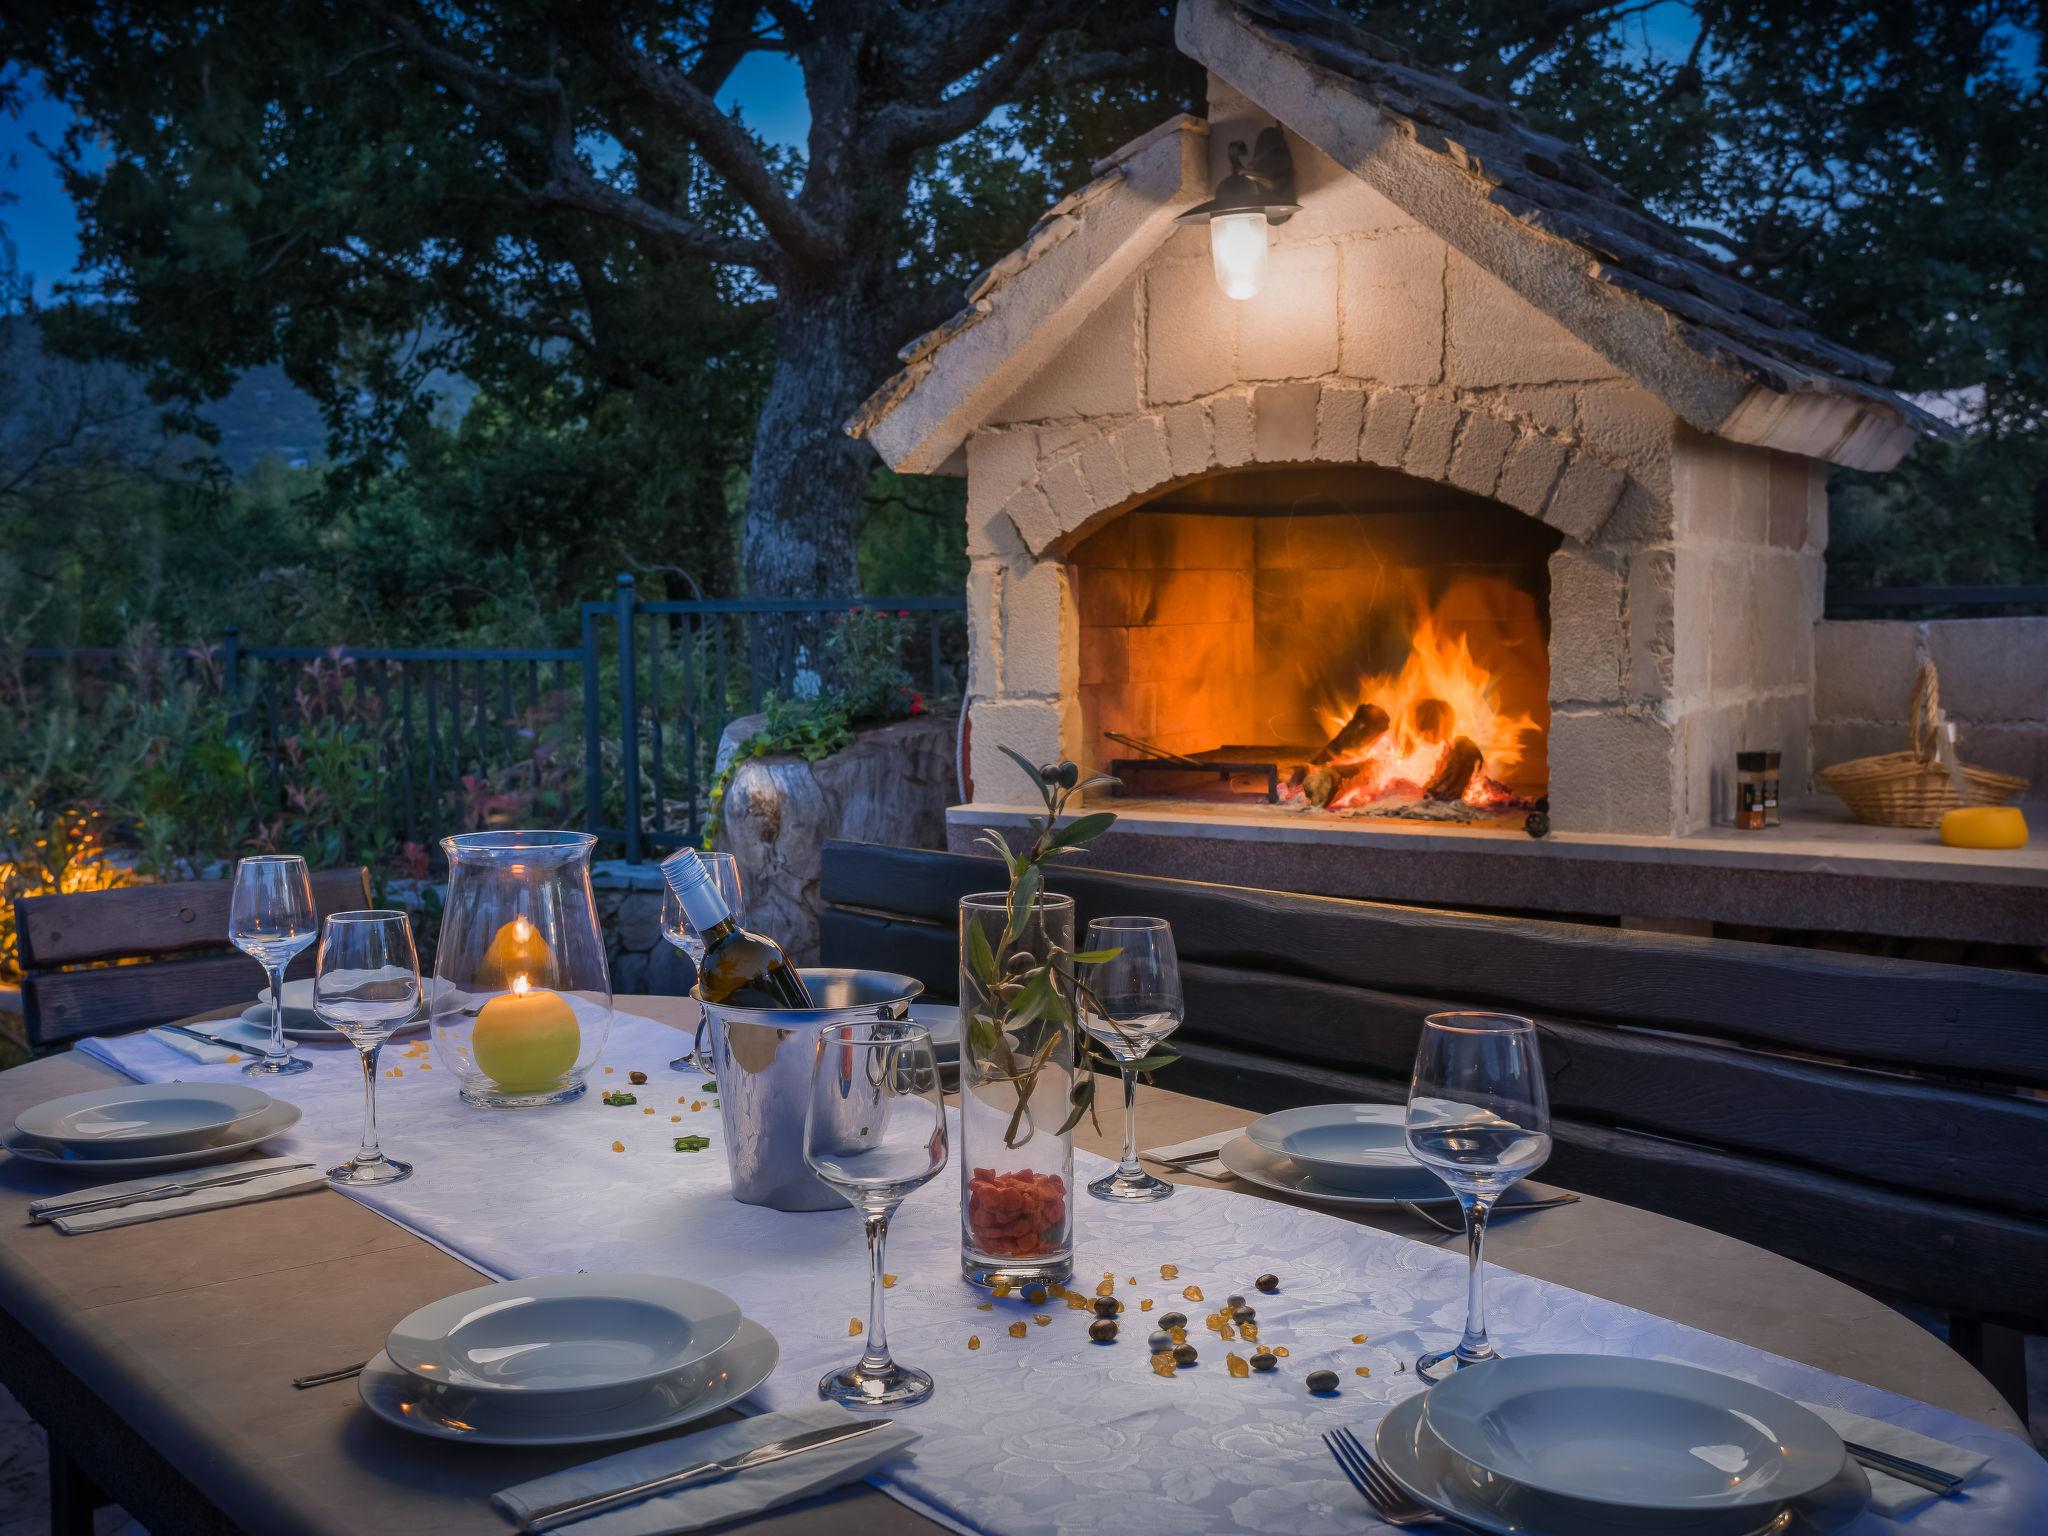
xmin=1424 ymin=736 xmax=1485 ymax=801
xmin=1311 ymin=703 xmax=1390 ymax=765
xmin=1286 ymin=764 xmax=1308 ymax=791
xmin=1303 ymin=765 xmax=1356 ymax=808
xmin=1411 ymin=698 xmax=1452 ymax=743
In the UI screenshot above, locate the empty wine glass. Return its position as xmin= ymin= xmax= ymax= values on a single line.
xmin=664 ymin=852 xmax=743 ymax=1072
xmin=229 ymin=855 xmax=318 ymax=1077
xmin=1405 ymin=1012 xmax=1551 ymax=1381
xmin=805 ymin=1021 xmax=948 ymax=1408
xmin=1078 ymin=916 xmax=1183 ymax=1203
xmin=315 ymin=911 xmax=423 ymax=1187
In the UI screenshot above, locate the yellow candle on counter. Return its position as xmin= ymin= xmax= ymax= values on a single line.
xmin=1940 ymin=806 xmax=2028 ymax=849
xmin=478 ymin=915 xmax=553 ymax=990
xmin=472 ymin=976 xmax=580 ymax=1091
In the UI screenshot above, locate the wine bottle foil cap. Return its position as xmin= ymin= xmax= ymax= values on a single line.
xmin=660 ymin=847 xmax=709 ymax=899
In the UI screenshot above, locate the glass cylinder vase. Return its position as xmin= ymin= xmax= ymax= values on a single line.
xmin=430 ymin=830 xmax=613 ymax=1108
xmin=958 ymin=890 xmax=1076 ymax=1289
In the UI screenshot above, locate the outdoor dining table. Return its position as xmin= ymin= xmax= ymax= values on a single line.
xmin=0 ymin=994 xmax=2029 ymax=1535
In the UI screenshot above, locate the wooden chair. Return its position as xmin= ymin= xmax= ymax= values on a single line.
xmin=16 ymin=868 xmax=373 ymax=1055
xmin=819 ymin=840 xmax=2048 ymax=1420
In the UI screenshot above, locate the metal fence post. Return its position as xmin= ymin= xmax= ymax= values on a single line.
xmin=615 ymin=573 xmax=642 ymax=863
xmin=222 ymin=626 xmax=241 ymax=734
xmin=581 ymin=604 xmax=603 ymax=842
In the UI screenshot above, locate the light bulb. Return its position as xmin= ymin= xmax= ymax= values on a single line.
xmin=1208 ymin=212 xmax=1269 ymax=300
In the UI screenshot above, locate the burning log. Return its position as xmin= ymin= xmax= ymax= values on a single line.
xmin=1424 ymin=736 xmax=1485 ymax=802
xmin=1411 ymin=698 xmax=1452 ymax=744
xmin=1302 ymin=765 xmax=1356 ymax=808
xmin=1311 ymin=703 xmax=1390 ymax=765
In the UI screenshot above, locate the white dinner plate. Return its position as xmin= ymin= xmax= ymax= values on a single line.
xmin=386 ymin=1273 xmax=744 ymax=1404
xmin=358 ymin=1316 xmax=778 ymax=1446
xmin=906 ymin=1002 xmax=959 ymax=1063
xmin=1247 ymin=1102 xmax=1424 ymax=1193
xmin=252 ymin=976 xmax=453 ymax=1039
xmin=1424 ymin=1355 xmax=1847 ymax=1514
xmin=1373 ymin=1389 xmax=1870 ymax=1536
xmin=1218 ymin=1133 xmax=1456 ymax=1207
xmin=2 ymin=1099 xmax=304 ymax=1175
xmin=14 ymin=1081 xmax=276 ymax=1159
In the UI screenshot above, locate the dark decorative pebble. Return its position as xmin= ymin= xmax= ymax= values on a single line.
xmin=1172 ymin=1343 xmax=1199 ymax=1366
xmin=1306 ymin=1369 xmax=1340 ymax=1394
xmin=1088 ymin=1319 xmax=1119 ymax=1343
xmin=1231 ymin=1306 xmax=1257 ymax=1325
xmin=1157 ymin=1311 xmax=1187 ymax=1331
xmin=1250 ymin=1351 xmax=1279 ymax=1372
xmin=1022 ymin=1285 xmax=1048 ymax=1306
xmin=1255 ymin=1274 xmax=1280 ymax=1294
xmin=1148 ymin=1330 xmax=1174 ymax=1353
xmin=1092 ymin=1296 xmax=1121 ymax=1318
xmin=1225 ymin=1294 xmax=1247 ymax=1310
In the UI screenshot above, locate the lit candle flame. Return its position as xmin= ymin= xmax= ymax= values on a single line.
xmin=512 ymin=975 xmax=530 ymax=997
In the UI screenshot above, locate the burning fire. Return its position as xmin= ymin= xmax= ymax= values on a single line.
xmin=1287 ymin=577 xmax=1544 ymax=813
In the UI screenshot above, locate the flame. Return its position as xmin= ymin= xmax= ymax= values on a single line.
xmin=1301 ymin=576 xmax=1544 ymax=811
xmin=512 ymin=974 xmax=531 ymax=997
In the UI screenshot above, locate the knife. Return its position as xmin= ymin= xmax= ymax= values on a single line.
xmin=30 ymin=1164 xmax=314 ymax=1224
xmin=518 ymin=1418 xmax=894 ymax=1533
xmin=1843 ymin=1439 xmax=1966 ymax=1496
xmin=158 ymin=1022 xmax=264 ymax=1054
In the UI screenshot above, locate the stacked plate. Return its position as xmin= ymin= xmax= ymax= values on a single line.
xmin=1222 ymin=1103 xmax=1456 ymax=1207
xmin=246 ymin=976 xmax=453 ymax=1040
xmin=3 ymin=1082 xmax=303 ymax=1175
xmin=1375 ymin=1356 xmax=1871 ymax=1533
xmin=360 ymin=1273 xmax=778 ymax=1446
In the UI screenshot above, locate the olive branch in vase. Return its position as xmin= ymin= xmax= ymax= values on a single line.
xmin=965 ymin=749 xmax=1178 ymax=1149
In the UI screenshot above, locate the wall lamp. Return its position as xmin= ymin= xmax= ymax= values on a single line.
xmin=1175 ymin=124 xmax=1298 ymax=300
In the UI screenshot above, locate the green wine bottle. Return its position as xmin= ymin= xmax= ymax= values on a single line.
xmin=660 ymin=848 xmax=815 ymax=1009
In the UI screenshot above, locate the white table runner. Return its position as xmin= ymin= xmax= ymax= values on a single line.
xmin=77 ymin=1010 xmax=2048 ymax=1534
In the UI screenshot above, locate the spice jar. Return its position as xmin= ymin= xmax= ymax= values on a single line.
xmin=1736 ymin=750 xmax=1781 ymax=830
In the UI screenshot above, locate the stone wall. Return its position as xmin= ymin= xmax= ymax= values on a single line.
xmin=959 ymin=100 xmax=1820 ymax=836
xmin=1813 ymin=618 xmax=2048 ymax=792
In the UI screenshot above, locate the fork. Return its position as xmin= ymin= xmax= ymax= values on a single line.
xmin=1323 ymin=1426 xmax=1464 ymax=1528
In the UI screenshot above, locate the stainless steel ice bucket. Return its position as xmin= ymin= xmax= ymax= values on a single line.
xmin=688 ymin=967 xmax=925 ymax=1211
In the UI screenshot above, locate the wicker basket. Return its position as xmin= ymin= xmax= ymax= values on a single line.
xmin=1818 ymin=661 xmax=2029 ymax=828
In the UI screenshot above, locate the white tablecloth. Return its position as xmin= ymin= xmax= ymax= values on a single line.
xmin=79 ymin=1010 xmax=2048 ymax=1534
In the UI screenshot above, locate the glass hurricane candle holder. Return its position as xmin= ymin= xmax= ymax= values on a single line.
xmin=430 ymin=831 xmax=613 ymax=1107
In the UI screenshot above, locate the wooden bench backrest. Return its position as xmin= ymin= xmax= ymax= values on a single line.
xmin=819 ymin=841 xmax=2048 ymax=1333
xmin=18 ymin=868 xmax=374 ymax=1052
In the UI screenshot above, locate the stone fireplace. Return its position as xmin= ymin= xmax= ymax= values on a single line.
xmin=846 ymin=1 xmax=2046 ymax=946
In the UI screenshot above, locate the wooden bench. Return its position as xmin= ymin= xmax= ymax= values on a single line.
xmin=17 ymin=869 xmax=373 ymax=1055
xmin=818 ymin=839 xmax=2048 ymax=1414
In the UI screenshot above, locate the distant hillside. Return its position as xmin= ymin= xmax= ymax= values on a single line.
xmin=0 ymin=314 xmax=476 ymax=476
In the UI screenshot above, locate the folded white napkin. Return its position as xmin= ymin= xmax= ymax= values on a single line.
xmin=1140 ymin=1128 xmax=1239 ymax=1179
xmin=1803 ymin=1400 xmax=1990 ymax=1518
xmin=492 ymin=1400 xmax=918 ymax=1535
xmin=30 ymin=1156 xmax=324 ymax=1233
xmin=150 ymin=1019 xmax=275 ymax=1062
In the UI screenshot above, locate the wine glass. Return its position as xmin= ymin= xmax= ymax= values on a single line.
xmin=1078 ymin=916 xmax=1183 ymax=1203
xmin=804 ymin=1021 xmax=948 ymax=1408
xmin=229 ymin=855 xmax=318 ymax=1077
xmin=664 ymin=852 xmax=742 ymax=1072
xmin=1405 ymin=1012 xmax=1551 ymax=1381
xmin=314 ymin=911 xmax=423 ymax=1187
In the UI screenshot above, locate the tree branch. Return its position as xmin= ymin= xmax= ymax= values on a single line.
xmin=866 ymin=2 xmax=1097 ymax=160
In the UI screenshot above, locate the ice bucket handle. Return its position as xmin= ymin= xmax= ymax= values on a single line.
xmin=683 ymin=977 xmax=918 ymax=1076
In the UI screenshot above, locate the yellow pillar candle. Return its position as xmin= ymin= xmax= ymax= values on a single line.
xmin=478 ymin=915 xmax=553 ymax=990
xmin=472 ymin=976 xmax=580 ymax=1091
xmin=1940 ymin=806 xmax=2028 ymax=849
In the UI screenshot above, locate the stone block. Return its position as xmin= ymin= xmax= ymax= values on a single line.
xmin=966 ymin=428 xmax=1037 ymax=522
xmin=1575 ymin=382 xmax=1674 ymax=498
xmin=613 ymin=891 xmax=662 ymax=954
xmin=1625 ymin=547 xmax=1676 ymax=701
xmin=1253 ymin=381 xmax=1320 ymax=462
xmin=1445 ymin=251 xmax=1618 ymax=387
xmin=1078 ymin=433 xmax=1131 ymax=516
xmin=993 ymin=276 xmax=1139 ymax=422
xmin=1494 ymin=384 xmax=1579 ymax=437
xmin=1543 ymin=451 xmax=1626 ymax=540
xmin=1671 ymin=545 xmax=1712 ymax=700
xmin=1402 ymin=397 xmax=1461 ymax=481
xmin=1677 ymin=699 xmax=1745 ymax=830
xmin=1495 ymin=430 xmax=1566 ymax=515
xmin=1316 ymin=384 xmax=1367 ymax=461
xmin=1678 ymin=434 xmax=1769 ymax=545
xmin=1811 ymin=719 xmax=1909 ymax=776
xmin=1548 ymin=547 xmax=1626 ymax=704
xmin=1072 ymin=513 xmax=1131 ymax=569
xmin=1925 ymin=617 xmax=2048 ymax=724
xmin=1001 ymin=559 xmax=1077 ymax=699
xmin=994 ymin=483 xmax=1053 ymax=557
xmin=1358 ymin=389 xmax=1416 ymax=467
xmin=966 ymin=560 xmax=1003 ymax=695
xmin=1708 ymin=549 xmax=1756 ymax=695
xmin=1145 ymin=258 xmax=1236 ymax=404
xmin=1212 ymin=393 xmax=1256 ymax=466
xmin=1163 ymin=401 xmax=1212 ymax=477
xmin=1038 ymin=456 xmax=1093 ymax=537
xmin=1115 ymin=416 xmax=1172 ymax=497
xmin=1238 ymin=241 xmax=1340 ymax=381
xmin=1447 ymin=410 xmax=1515 ymax=497
xmin=1749 ymin=553 xmax=1814 ymax=691
xmin=1767 ymin=452 xmax=1813 ymax=549
xmin=1338 ymin=230 xmax=1444 ymax=386
xmin=968 ymin=699 xmax=1071 ymax=803
xmin=1548 ymin=707 xmax=1678 ymax=833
